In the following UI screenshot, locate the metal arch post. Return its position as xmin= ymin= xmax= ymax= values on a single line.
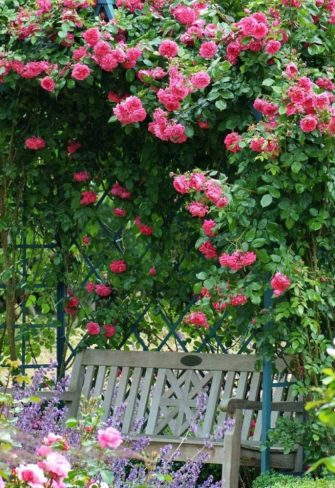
xmin=94 ymin=0 xmax=114 ymax=20
xmin=56 ymin=281 xmax=66 ymax=378
xmin=261 ymin=287 xmax=273 ymax=473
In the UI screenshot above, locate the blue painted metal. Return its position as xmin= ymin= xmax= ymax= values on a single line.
xmin=56 ymin=282 xmax=66 ymax=378
xmin=261 ymin=287 xmax=273 ymax=473
xmin=94 ymin=0 xmax=114 ymax=20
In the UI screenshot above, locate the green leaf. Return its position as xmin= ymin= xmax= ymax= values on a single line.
xmin=260 ymin=194 xmax=273 ymax=208
xmin=65 ymin=418 xmax=79 ymax=428
xmin=291 ymin=161 xmax=302 ymax=173
xmin=262 ymin=78 xmax=275 ymax=86
xmin=215 ymin=100 xmax=227 ymax=111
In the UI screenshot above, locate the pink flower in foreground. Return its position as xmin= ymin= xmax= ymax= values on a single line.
xmin=285 ymin=62 xmax=299 ymax=79
xmin=270 ymin=272 xmax=291 ymax=296
xmin=172 ymin=5 xmax=197 ymax=25
xmin=103 ymin=324 xmax=116 ymax=338
xmin=185 ymin=311 xmax=209 ymax=328
xmin=80 ymin=191 xmax=97 ymax=206
xmin=187 ymin=201 xmax=208 ymax=217
xmin=25 ymin=136 xmax=46 ymax=150
xmin=109 ymin=259 xmax=127 ymax=273
xmin=40 ymin=76 xmax=55 ymax=92
xmin=173 ymin=175 xmax=189 ymax=194
xmin=113 ymin=96 xmax=147 ymax=125
xmin=159 ymin=40 xmax=179 ymax=58
xmin=73 ymin=171 xmax=90 ymax=182
xmin=71 ymin=63 xmax=91 ymax=81
xmin=0 ymin=477 xmax=5 ymax=488
xmin=41 ymin=452 xmax=71 ymax=479
xmin=95 ymin=284 xmax=112 ymax=297
xmin=16 ymin=464 xmax=47 ymax=488
xmin=300 ymin=115 xmax=317 ymax=133
xmin=97 ymin=427 xmax=122 ymax=449
xmin=86 ymin=321 xmax=100 ymax=335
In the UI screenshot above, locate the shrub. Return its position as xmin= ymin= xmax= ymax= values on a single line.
xmin=253 ymin=473 xmax=335 ymax=488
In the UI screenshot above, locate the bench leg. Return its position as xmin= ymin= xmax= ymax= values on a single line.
xmin=222 ymin=410 xmax=242 ymax=488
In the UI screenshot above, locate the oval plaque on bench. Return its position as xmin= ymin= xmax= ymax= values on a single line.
xmin=180 ymin=355 xmax=202 ymax=366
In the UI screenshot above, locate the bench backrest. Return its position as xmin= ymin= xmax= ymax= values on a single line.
xmin=67 ymin=350 xmax=296 ymax=442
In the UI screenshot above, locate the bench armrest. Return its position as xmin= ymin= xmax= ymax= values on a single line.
xmin=220 ymin=398 xmax=304 ymax=414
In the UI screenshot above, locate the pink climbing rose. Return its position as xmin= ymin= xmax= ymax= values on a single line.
xmin=25 ymin=136 xmax=46 ymax=150
xmin=113 ymin=96 xmax=147 ymax=125
xmin=185 ymin=311 xmax=209 ymax=328
xmin=86 ymin=321 xmax=100 ymax=335
xmin=270 ymin=272 xmax=291 ymax=296
xmin=109 ymin=259 xmax=127 ymax=273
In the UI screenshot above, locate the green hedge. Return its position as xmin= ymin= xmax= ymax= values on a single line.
xmin=252 ymin=473 xmax=335 ymax=488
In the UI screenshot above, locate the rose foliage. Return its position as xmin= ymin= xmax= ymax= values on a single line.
xmin=0 ymin=0 xmax=334 ymax=397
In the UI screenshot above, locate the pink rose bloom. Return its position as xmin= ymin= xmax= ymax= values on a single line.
xmin=230 ymin=294 xmax=248 ymax=306
xmin=215 ymin=196 xmax=229 ymax=208
xmin=73 ymin=47 xmax=87 ymax=61
xmin=40 ymin=76 xmax=55 ymax=92
xmin=199 ymin=241 xmax=218 ymax=259
xmin=113 ymin=207 xmax=127 ymax=217
xmin=113 ymin=96 xmax=147 ymax=125
xmin=270 ymin=272 xmax=291 ymax=296
xmin=159 ymin=40 xmax=179 ymax=58
xmin=285 ymin=62 xmax=298 ymax=79
xmin=103 ymin=324 xmax=116 ymax=338
xmin=25 ymin=136 xmax=46 ymax=150
xmin=189 ymin=172 xmax=206 ymax=191
xmin=300 ymin=115 xmax=317 ymax=133
xmin=67 ymin=140 xmax=81 ymax=154
xmin=94 ymin=41 xmax=112 ymax=58
xmin=0 ymin=479 xmax=4 ymax=488
xmin=190 ymin=71 xmax=211 ymax=89
xmin=139 ymin=223 xmax=153 ymax=235
xmin=253 ymin=22 xmax=268 ymax=39
xmin=16 ymin=464 xmax=47 ymax=488
xmin=83 ymin=27 xmax=101 ymax=46
xmin=80 ymin=191 xmax=97 ymax=206
xmin=42 ymin=433 xmax=64 ymax=446
xmin=97 ymin=427 xmax=122 ymax=449
xmin=86 ymin=281 xmax=96 ymax=293
xmin=99 ymin=53 xmax=119 ymax=72
xmin=110 ymin=181 xmax=132 ymax=199
xmin=173 ymin=175 xmax=189 ymax=194
xmin=73 ymin=171 xmax=90 ymax=182
xmin=71 ymin=63 xmax=91 ymax=81
xmin=185 ymin=311 xmax=209 ymax=328
xmin=42 ymin=452 xmax=71 ymax=479
xmin=109 ymin=259 xmax=127 ymax=273
xmin=219 ymin=251 xmax=256 ymax=270
xmin=187 ymin=201 xmax=208 ymax=217
xmin=149 ymin=267 xmax=157 ymax=276
xmin=36 ymin=444 xmax=52 ymax=457
xmin=265 ymin=40 xmax=281 ymax=55
xmin=199 ymin=41 xmax=218 ymax=59
xmin=172 ymin=5 xmax=197 ymax=25
xmin=95 ymin=284 xmax=112 ymax=297
xmin=82 ymin=235 xmax=90 ymax=245
xmin=86 ymin=321 xmax=100 ymax=335
xmin=205 ymin=180 xmax=223 ymax=203
xmin=202 ymin=219 xmax=217 ymax=237
xmin=224 ymin=132 xmax=242 ymax=153
xmin=198 ymin=119 xmax=209 ymax=129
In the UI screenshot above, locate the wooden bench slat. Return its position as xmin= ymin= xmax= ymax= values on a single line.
xmin=82 ymin=365 xmax=95 ymax=399
xmin=241 ymin=372 xmax=261 ymax=441
xmin=146 ymin=368 xmax=166 ymax=435
xmin=92 ymin=366 xmax=106 ymax=398
xmin=135 ymin=367 xmax=154 ymax=422
xmin=122 ymin=367 xmax=143 ymax=433
xmin=102 ymin=366 xmax=119 ymax=420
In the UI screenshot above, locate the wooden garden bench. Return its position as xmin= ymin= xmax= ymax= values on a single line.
xmin=60 ymin=350 xmax=304 ymax=488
